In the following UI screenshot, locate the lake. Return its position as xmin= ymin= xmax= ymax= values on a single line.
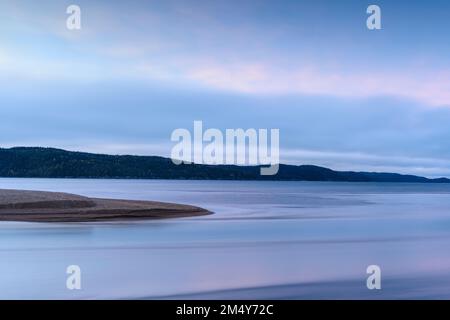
xmin=1 ymin=178 xmax=450 ymax=299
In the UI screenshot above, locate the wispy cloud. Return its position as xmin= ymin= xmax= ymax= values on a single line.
xmin=186 ymin=62 xmax=450 ymax=107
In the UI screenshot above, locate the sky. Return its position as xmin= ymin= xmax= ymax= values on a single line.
xmin=1 ymin=0 xmax=450 ymax=177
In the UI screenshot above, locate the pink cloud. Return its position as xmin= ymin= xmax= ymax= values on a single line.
xmin=187 ymin=63 xmax=450 ymax=107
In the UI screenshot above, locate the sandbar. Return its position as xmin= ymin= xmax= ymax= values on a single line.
xmin=0 ymin=189 xmax=211 ymax=222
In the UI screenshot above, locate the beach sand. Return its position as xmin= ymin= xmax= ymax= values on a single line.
xmin=0 ymin=189 xmax=211 ymax=222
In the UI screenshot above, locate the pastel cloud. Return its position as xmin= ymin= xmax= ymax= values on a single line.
xmin=186 ymin=63 xmax=450 ymax=107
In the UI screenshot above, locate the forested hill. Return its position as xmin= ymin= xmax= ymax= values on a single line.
xmin=0 ymin=147 xmax=448 ymax=183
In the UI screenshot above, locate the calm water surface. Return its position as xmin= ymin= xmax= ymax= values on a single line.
xmin=1 ymin=178 xmax=450 ymax=299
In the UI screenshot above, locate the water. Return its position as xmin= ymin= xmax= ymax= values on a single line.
xmin=1 ymin=178 xmax=450 ymax=299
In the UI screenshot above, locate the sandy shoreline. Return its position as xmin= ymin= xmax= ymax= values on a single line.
xmin=0 ymin=189 xmax=211 ymax=222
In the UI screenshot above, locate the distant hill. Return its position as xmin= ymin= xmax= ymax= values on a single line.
xmin=0 ymin=147 xmax=448 ymax=183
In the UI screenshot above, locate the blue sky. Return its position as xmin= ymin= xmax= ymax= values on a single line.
xmin=1 ymin=0 xmax=450 ymax=177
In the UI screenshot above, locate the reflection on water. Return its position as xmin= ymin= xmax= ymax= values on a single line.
xmin=1 ymin=178 xmax=450 ymax=299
